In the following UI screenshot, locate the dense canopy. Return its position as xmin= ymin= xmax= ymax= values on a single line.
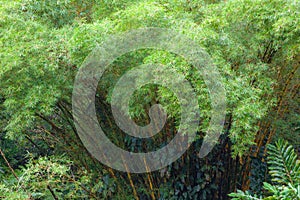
xmin=0 ymin=0 xmax=299 ymax=199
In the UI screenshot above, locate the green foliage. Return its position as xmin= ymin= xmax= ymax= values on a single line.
xmin=21 ymin=0 xmax=76 ymax=27
xmin=0 ymin=156 xmax=111 ymax=199
xmin=268 ymin=140 xmax=300 ymax=186
xmin=274 ymin=103 xmax=300 ymax=148
xmin=0 ymin=1 xmax=74 ymax=139
xmin=21 ymin=0 xmax=96 ymax=27
xmin=229 ymin=139 xmax=300 ymax=200
xmin=196 ymin=0 xmax=299 ymax=156
xmin=0 ymin=0 xmax=299 ymax=199
xmin=2 ymin=0 xmax=297 ymax=156
xmin=249 ymin=148 xmax=268 ymax=196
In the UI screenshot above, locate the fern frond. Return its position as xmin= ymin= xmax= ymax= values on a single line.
xmin=230 ymin=139 xmax=299 ymax=200
xmin=267 ymin=139 xmax=300 ymax=186
xmin=228 ymin=190 xmax=262 ymax=200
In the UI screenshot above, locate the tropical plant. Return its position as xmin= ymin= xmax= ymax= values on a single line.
xmin=229 ymin=139 xmax=300 ymax=200
xmin=0 ymin=0 xmax=299 ymax=199
xmin=0 ymin=155 xmax=113 ymax=199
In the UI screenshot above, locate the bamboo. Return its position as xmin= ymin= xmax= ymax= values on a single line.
xmin=122 ymin=155 xmax=139 ymax=200
xmin=143 ymin=158 xmax=156 ymax=200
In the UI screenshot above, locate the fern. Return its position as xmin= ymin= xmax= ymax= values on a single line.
xmin=229 ymin=190 xmax=262 ymax=200
xmin=268 ymin=140 xmax=300 ymax=186
xmin=229 ymin=139 xmax=300 ymax=200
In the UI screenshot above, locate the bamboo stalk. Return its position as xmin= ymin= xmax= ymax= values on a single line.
xmin=143 ymin=158 xmax=156 ymax=200
xmin=122 ymin=156 xmax=139 ymax=200
xmin=0 ymin=148 xmax=19 ymax=181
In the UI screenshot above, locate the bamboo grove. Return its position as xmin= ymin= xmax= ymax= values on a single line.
xmin=0 ymin=0 xmax=299 ymax=199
